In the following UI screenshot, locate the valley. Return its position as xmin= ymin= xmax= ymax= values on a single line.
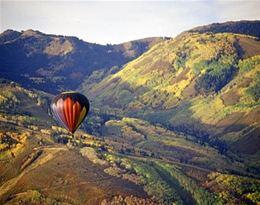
xmin=1 ymin=20 xmax=260 ymax=204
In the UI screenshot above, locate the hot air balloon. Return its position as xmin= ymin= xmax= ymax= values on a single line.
xmin=50 ymin=92 xmax=90 ymax=135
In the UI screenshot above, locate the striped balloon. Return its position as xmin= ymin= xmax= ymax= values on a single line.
xmin=51 ymin=92 xmax=90 ymax=134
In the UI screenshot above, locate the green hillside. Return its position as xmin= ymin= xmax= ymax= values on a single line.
xmin=83 ymin=30 xmax=260 ymax=155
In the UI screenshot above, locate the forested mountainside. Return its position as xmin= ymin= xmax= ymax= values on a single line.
xmin=189 ymin=20 xmax=260 ymax=37
xmin=83 ymin=21 xmax=260 ymax=155
xmin=0 ymin=29 xmax=166 ymax=94
xmin=1 ymin=20 xmax=260 ymax=204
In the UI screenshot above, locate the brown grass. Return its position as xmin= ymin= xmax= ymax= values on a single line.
xmin=171 ymin=67 xmax=190 ymax=84
xmin=182 ymin=78 xmax=197 ymax=99
xmin=216 ymin=112 xmax=246 ymax=129
xmin=140 ymin=59 xmax=173 ymax=75
xmin=236 ymin=36 xmax=260 ymax=59
xmin=220 ymin=90 xmax=240 ymax=106
xmin=230 ymin=127 xmax=260 ymax=154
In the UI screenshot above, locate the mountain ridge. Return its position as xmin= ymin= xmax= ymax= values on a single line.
xmin=188 ymin=20 xmax=260 ymax=37
xmin=0 ymin=29 xmax=166 ymax=94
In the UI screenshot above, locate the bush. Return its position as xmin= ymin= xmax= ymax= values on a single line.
xmin=195 ymin=61 xmax=234 ymax=94
xmin=246 ymin=84 xmax=260 ymax=101
xmin=245 ymin=71 xmax=260 ymax=101
xmin=238 ymin=56 xmax=260 ymax=74
xmin=192 ymin=60 xmax=208 ymax=75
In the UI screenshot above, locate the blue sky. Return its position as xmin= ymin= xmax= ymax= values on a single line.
xmin=1 ymin=1 xmax=260 ymax=45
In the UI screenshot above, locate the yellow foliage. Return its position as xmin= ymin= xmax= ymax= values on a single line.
xmin=0 ymin=144 xmax=8 ymax=150
xmin=246 ymin=192 xmax=260 ymax=204
xmin=0 ymin=95 xmax=8 ymax=102
xmin=12 ymin=143 xmax=24 ymax=153
xmin=19 ymin=134 xmax=27 ymax=144
xmin=191 ymin=97 xmax=225 ymax=124
xmin=243 ymin=62 xmax=260 ymax=78
xmin=40 ymin=129 xmax=51 ymax=135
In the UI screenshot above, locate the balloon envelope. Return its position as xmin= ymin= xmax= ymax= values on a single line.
xmin=51 ymin=92 xmax=90 ymax=134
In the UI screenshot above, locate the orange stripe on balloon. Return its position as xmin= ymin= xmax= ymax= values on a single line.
xmin=64 ymin=97 xmax=74 ymax=132
xmin=73 ymin=101 xmax=81 ymax=131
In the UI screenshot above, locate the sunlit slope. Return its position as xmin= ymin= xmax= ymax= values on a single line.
xmin=84 ymin=32 xmax=260 ymax=153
